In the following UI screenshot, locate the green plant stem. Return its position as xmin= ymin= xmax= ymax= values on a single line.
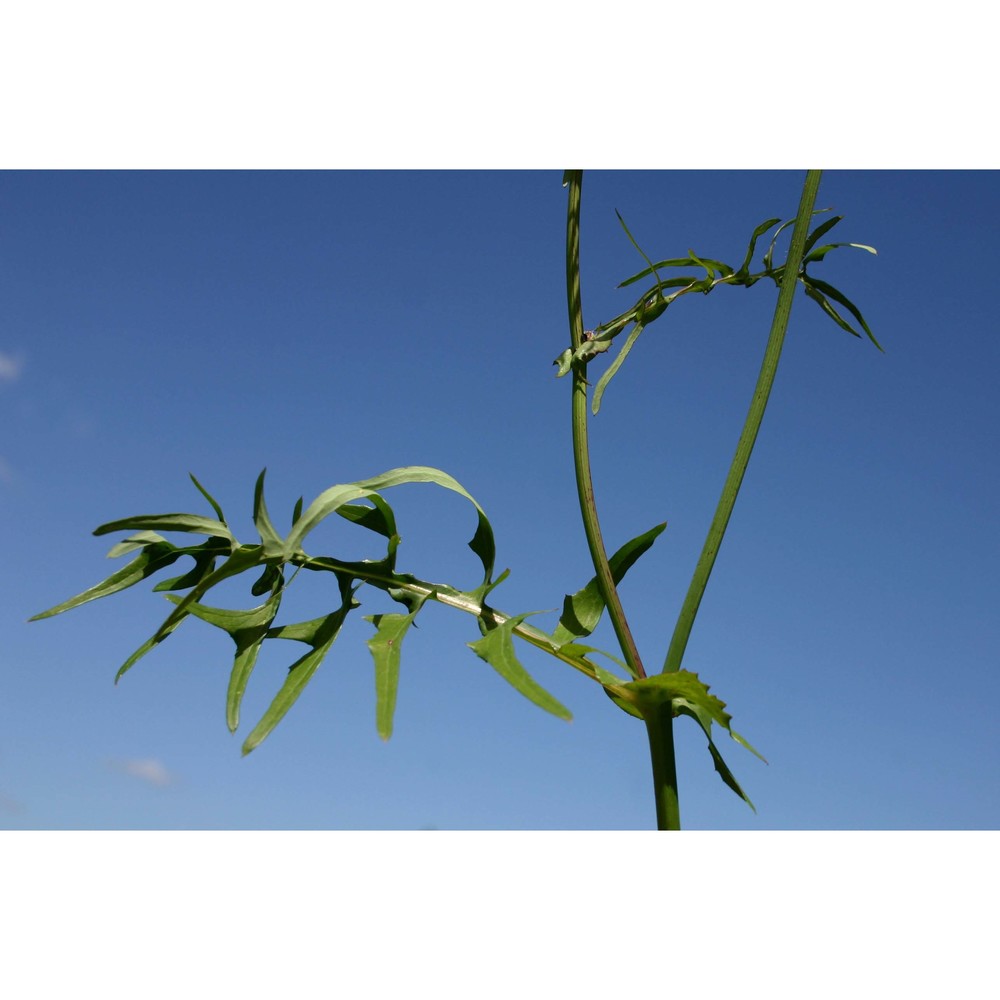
xmin=564 ymin=170 xmax=646 ymax=681
xmin=662 ymin=169 xmax=823 ymax=674
xmin=645 ymin=700 xmax=681 ymax=830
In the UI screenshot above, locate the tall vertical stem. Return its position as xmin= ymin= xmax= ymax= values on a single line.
xmin=663 ymin=170 xmax=823 ymax=674
xmin=564 ymin=171 xmax=677 ymax=829
xmin=563 ymin=170 xmax=646 ymax=680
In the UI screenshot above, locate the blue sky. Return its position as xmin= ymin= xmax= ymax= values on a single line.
xmin=2 ymin=169 xmax=997 ymax=830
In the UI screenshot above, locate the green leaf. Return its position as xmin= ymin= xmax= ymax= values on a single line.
xmin=152 ymin=539 xmax=229 ymax=592
xmin=615 ymin=208 xmax=663 ymax=294
xmin=591 ymin=321 xmax=646 ymax=414
xmin=249 ymin=564 xmax=283 ymax=597
xmin=803 ymin=241 xmax=877 ymax=265
xmin=285 ymin=466 xmax=496 ymax=584
xmin=189 ymin=472 xmax=226 ymax=523
xmin=762 ymin=217 xmax=797 ymax=272
xmin=29 ymin=542 xmax=186 ymax=620
xmin=93 ymin=512 xmax=237 ymax=545
xmin=801 ymin=214 xmax=843 ymax=257
xmin=802 ymin=277 xmax=883 ymax=350
xmin=735 ymin=217 xmax=781 ymax=276
xmin=468 ymin=613 xmax=572 ymax=720
xmin=550 ymin=522 xmax=666 ymax=649
xmin=621 ymin=671 xmax=764 ymax=810
xmin=241 ymin=601 xmax=354 ymax=755
xmin=365 ymin=608 xmax=424 ymax=740
xmin=166 ymin=591 xmax=283 ymax=733
xmin=553 ymin=347 xmax=574 ymax=377
xmin=114 ymin=610 xmax=190 ymax=683
xmin=335 ymin=492 xmax=399 ymax=541
xmin=105 ymin=531 xmax=168 ymax=559
xmin=146 ymin=544 xmax=266 ymax=644
xmin=253 ymin=469 xmax=285 ymax=557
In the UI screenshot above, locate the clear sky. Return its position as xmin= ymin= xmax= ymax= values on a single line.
xmin=2 ymin=169 xmax=997 ymax=831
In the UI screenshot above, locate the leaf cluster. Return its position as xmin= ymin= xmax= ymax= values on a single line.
xmin=31 ymin=467 xmax=758 ymax=805
xmin=554 ymin=209 xmax=880 ymax=412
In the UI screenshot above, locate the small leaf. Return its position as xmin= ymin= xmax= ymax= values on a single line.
xmin=148 ymin=544 xmax=266 ymax=642
xmin=166 ymin=591 xmax=284 ymax=733
xmin=553 ymin=347 xmax=574 ymax=377
xmin=551 ymin=522 xmax=666 ymax=647
xmin=29 ymin=542 xmax=185 ymax=620
xmin=803 ymin=241 xmax=877 ymax=265
xmin=93 ymin=512 xmax=236 ymax=545
xmin=365 ymin=608 xmax=424 ymax=740
xmin=591 ymin=321 xmax=646 ymax=414
xmin=250 ymin=564 xmax=283 ymax=597
xmin=189 ymin=473 xmax=226 ymax=523
xmin=468 ymin=612 xmax=572 ymax=720
xmin=105 ymin=531 xmax=168 ymax=559
xmin=803 ymin=277 xmax=883 ymax=350
xmin=152 ymin=539 xmax=228 ymax=592
xmin=241 ymin=602 xmax=353 ymax=755
xmin=335 ymin=492 xmax=398 ymax=540
xmin=253 ymin=469 xmax=285 ymax=557
xmin=114 ymin=611 xmax=190 ymax=683
xmin=801 ymin=214 xmax=843 ymax=256
xmin=735 ymin=217 xmax=781 ymax=276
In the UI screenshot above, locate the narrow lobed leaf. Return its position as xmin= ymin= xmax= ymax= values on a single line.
xmin=365 ymin=608 xmax=424 ymax=740
xmin=551 ymin=522 xmax=666 ymax=646
xmin=468 ymin=612 xmax=572 ymax=720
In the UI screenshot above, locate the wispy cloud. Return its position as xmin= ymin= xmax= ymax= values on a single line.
xmin=0 ymin=350 xmax=24 ymax=383
xmin=111 ymin=758 xmax=177 ymax=788
xmin=0 ymin=456 xmax=14 ymax=485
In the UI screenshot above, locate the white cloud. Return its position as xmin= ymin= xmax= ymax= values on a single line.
xmin=112 ymin=758 xmax=176 ymax=787
xmin=0 ymin=350 xmax=24 ymax=383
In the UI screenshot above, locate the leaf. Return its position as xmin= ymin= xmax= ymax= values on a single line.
xmin=250 ymin=564 xmax=283 ymax=597
xmin=105 ymin=531 xmax=168 ymax=559
xmin=114 ymin=610 xmax=190 ymax=683
xmin=803 ymin=241 xmax=878 ymax=266
xmin=285 ymin=466 xmax=496 ymax=585
xmin=617 ymin=256 xmax=732 ymax=288
xmin=553 ymin=347 xmax=574 ymax=378
xmin=620 ymin=671 xmax=764 ymax=810
xmin=165 ymin=591 xmax=283 ymax=732
xmin=468 ymin=613 xmax=572 ymax=720
xmin=29 ymin=542 xmax=186 ymax=620
xmin=802 ymin=277 xmax=883 ymax=350
xmin=335 ymin=493 xmax=398 ymax=539
xmin=591 ymin=321 xmax=646 ymax=414
xmin=550 ymin=522 xmax=666 ymax=648
xmin=109 ymin=544 xmax=270 ymax=685
xmin=365 ymin=608 xmax=423 ymax=740
xmin=615 ymin=209 xmax=663 ymax=293
xmin=146 ymin=544 xmax=267 ymax=644
xmin=241 ymin=601 xmax=354 ymax=755
xmin=735 ymin=217 xmax=781 ymax=277
xmin=93 ymin=512 xmax=236 ymax=545
xmin=801 ymin=214 xmax=843 ymax=257
xmin=189 ymin=472 xmax=226 ymax=523
xmin=253 ymin=469 xmax=285 ymax=557
xmin=152 ymin=539 xmax=229 ymax=592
